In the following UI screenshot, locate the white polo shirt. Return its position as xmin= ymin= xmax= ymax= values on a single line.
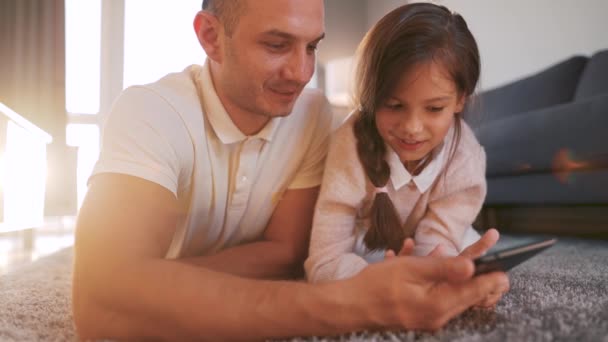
xmin=91 ymin=62 xmax=333 ymax=258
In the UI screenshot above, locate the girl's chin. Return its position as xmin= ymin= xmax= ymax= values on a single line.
xmin=395 ymin=148 xmax=429 ymax=162
xmin=398 ymin=150 xmax=430 ymax=164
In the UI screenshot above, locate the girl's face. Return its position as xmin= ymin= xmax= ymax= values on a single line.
xmin=375 ymin=61 xmax=465 ymax=170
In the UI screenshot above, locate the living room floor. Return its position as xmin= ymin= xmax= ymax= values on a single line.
xmin=0 ymin=216 xmax=75 ymax=275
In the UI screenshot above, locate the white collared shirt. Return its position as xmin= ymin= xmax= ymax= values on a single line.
xmin=92 ymin=61 xmax=333 ymax=258
xmin=385 ymin=140 xmax=448 ymax=194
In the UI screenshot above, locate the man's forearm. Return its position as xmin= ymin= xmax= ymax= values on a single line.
xmin=74 ymin=257 xmax=372 ymax=341
xmin=180 ymin=240 xmax=304 ymax=279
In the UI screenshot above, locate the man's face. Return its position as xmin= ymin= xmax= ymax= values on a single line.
xmin=216 ymin=0 xmax=325 ymax=119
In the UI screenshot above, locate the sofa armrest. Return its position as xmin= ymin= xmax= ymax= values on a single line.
xmin=464 ymin=56 xmax=588 ymax=125
xmin=475 ymin=92 xmax=608 ymax=178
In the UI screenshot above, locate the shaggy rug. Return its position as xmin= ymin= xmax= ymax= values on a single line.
xmin=1 ymin=235 xmax=607 ymax=342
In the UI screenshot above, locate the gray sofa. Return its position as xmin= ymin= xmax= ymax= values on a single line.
xmin=465 ymin=50 xmax=608 ymax=236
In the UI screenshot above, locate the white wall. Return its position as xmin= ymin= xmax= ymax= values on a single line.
xmin=366 ymin=0 xmax=407 ymax=28
xmin=319 ymin=0 xmax=367 ymax=65
xmin=318 ymin=0 xmax=367 ymax=111
xmin=365 ymin=0 xmax=608 ymax=91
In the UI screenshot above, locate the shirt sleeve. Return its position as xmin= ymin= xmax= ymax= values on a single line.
xmin=287 ymin=93 xmax=333 ymax=189
xmin=304 ymin=118 xmax=371 ymax=283
xmin=90 ymin=86 xmax=192 ymax=197
xmin=413 ymin=145 xmax=487 ymax=256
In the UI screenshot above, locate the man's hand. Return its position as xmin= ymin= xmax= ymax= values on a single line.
xmin=384 ymin=229 xmax=508 ymax=308
xmin=461 ymin=229 xmax=507 ymax=307
xmin=346 ymin=255 xmax=510 ymax=331
xmin=427 ymin=229 xmax=507 ymax=308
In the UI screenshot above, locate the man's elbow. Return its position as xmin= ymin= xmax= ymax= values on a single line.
xmin=72 ymin=248 xmax=124 ymax=340
xmin=72 ymin=304 xmax=102 ymax=340
xmin=281 ymin=243 xmax=309 ymax=277
xmin=72 ymin=275 xmax=109 ymax=340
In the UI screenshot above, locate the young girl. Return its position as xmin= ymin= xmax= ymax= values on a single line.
xmin=306 ymin=3 xmax=487 ymax=282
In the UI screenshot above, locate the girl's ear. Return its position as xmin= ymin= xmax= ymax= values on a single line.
xmin=455 ymin=95 xmax=466 ymax=114
xmin=193 ymin=11 xmax=223 ymax=63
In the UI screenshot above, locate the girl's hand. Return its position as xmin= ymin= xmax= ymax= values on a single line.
xmin=426 ymin=229 xmax=500 ymax=259
xmin=384 ymin=238 xmax=415 ymax=259
xmin=459 ymin=228 xmax=500 ymax=260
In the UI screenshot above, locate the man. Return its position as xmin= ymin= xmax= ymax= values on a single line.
xmin=72 ymin=0 xmax=509 ymax=340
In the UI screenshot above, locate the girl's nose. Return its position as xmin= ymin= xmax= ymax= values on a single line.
xmin=399 ymin=114 xmax=423 ymax=135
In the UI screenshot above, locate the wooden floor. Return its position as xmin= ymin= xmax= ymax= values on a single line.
xmin=476 ymin=205 xmax=608 ymax=240
xmin=0 ymin=216 xmax=75 ymax=275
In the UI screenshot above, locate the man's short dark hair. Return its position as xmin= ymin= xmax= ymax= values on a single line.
xmin=202 ymin=0 xmax=246 ymax=36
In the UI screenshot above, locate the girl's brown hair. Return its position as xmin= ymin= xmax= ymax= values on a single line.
xmin=353 ymin=3 xmax=480 ymax=253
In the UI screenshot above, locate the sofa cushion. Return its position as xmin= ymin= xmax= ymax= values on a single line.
xmin=476 ymin=92 xmax=608 ymax=177
xmin=466 ymin=56 xmax=588 ymax=124
xmin=575 ymin=49 xmax=608 ymax=101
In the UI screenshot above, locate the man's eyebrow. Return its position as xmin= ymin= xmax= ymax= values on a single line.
xmin=261 ymin=30 xmax=294 ymax=40
xmin=261 ymin=30 xmax=325 ymax=43
xmin=312 ymin=32 xmax=326 ymax=43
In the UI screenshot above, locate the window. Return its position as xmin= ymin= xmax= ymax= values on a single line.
xmin=123 ymin=0 xmax=205 ymax=88
xmin=65 ymin=0 xmax=102 ymax=115
xmin=65 ymin=0 xmax=206 ymax=209
xmin=66 ymin=124 xmax=100 ymax=208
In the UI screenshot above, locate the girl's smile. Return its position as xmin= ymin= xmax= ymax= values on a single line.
xmin=392 ymin=135 xmax=427 ymax=152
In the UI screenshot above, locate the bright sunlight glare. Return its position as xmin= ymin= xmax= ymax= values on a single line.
xmin=65 ymin=0 xmax=101 ymax=115
xmin=123 ymin=0 xmax=205 ymax=88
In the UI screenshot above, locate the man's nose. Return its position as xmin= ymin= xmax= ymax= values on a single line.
xmin=283 ymin=49 xmax=314 ymax=84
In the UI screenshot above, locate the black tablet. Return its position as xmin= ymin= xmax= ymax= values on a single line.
xmin=473 ymin=237 xmax=557 ymax=275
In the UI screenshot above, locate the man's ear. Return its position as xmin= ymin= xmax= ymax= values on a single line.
xmin=194 ymin=11 xmax=223 ymax=63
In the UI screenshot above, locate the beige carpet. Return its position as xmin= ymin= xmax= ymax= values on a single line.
xmin=1 ymin=235 xmax=607 ymax=342
xmin=0 ymin=247 xmax=75 ymax=341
